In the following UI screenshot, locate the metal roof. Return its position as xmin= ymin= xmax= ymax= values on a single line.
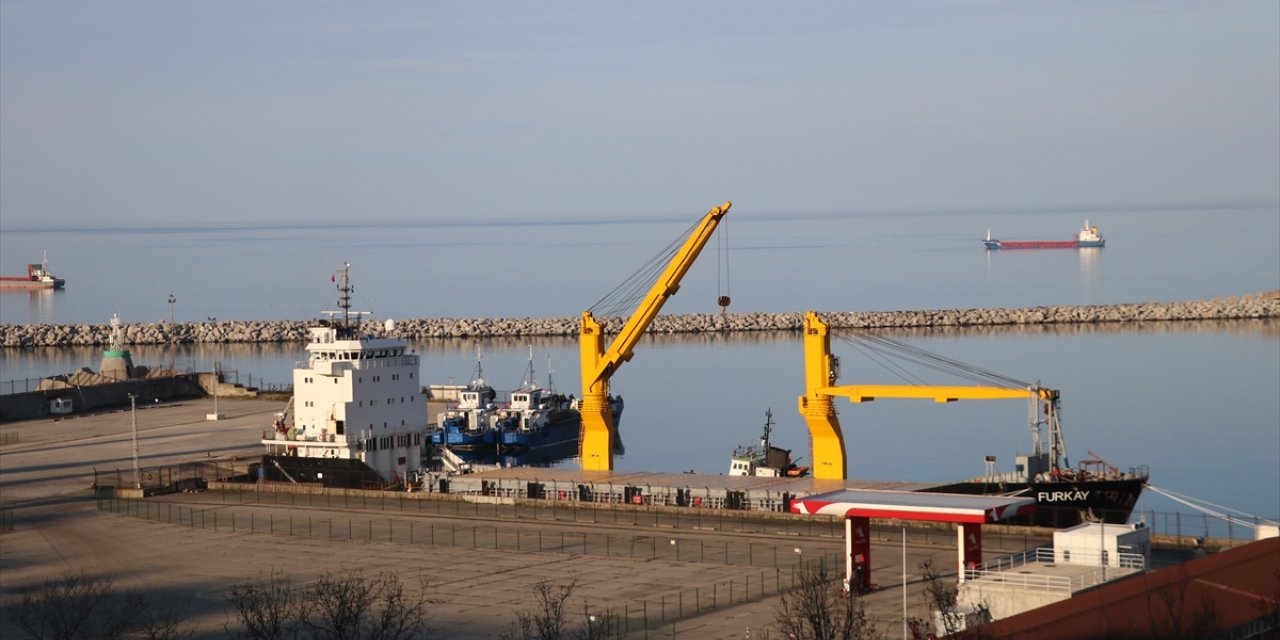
xmin=790 ymin=488 xmax=1036 ymax=523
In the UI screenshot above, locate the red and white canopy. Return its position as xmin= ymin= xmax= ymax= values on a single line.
xmin=791 ymin=488 xmax=1035 ymax=524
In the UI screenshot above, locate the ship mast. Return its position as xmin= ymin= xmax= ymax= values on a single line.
xmin=324 ymin=262 xmax=368 ymax=336
xmin=336 ymin=262 xmax=353 ymax=327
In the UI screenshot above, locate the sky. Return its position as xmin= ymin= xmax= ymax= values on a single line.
xmin=1 ymin=1 xmax=1277 ymax=230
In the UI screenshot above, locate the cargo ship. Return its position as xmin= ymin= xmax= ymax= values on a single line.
xmin=984 ymin=220 xmax=1105 ymax=250
xmin=920 ymin=449 xmax=1149 ymax=528
xmin=798 ymin=314 xmax=1147 ymax=528
xmin=0 ymin=252 xmax=65 ymax=289
xmin=261 ymin=262 xmax=427 ymax=489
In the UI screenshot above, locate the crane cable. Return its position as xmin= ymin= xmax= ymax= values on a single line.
xmin=717 ymin=222 xmax=731 ymax=313
xmin=835 ymin=329 xmax=1034 ymax=390
xmin=1144 ymin=484 xmax=1276 ymax=528
xmin=588 ymin=218 xmax=700 ymax=318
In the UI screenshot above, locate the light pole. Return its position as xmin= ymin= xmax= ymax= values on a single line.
xmin=167 ymin=292 xmax=177 ymax=371
xmin=129 ymin=394 xmax=141 ymax=489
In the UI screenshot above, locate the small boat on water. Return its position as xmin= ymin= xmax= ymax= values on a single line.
xmin=429 ymin=352 xmax=500 ymax=449
xmin=0 ymin=251 xmax=65 ymax=290
xmin=984 ymin=220 xmax=1105 ymax=250
xmin=494 ymin=351 xmax=623 ymax=452
xmin=728 ymin=409 xmax=809 ymax=478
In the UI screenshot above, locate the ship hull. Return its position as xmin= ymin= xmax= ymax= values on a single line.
xmin=0 ymin=278 xmax=63 ymax=289
xmin=499 ymin=402 xmax=624 ymax=452
xmin=500 ymin=411 xmax=579 ymax=450
xmin=920 ymin=476 xmax=1145 ymax=527
xmin=429 ymin=426 xmax=498 ymax=449
xmin=985 ymin=239 xmax=1105 ymax=250
xmin=260 ymin=455 xmax=389 ymax=490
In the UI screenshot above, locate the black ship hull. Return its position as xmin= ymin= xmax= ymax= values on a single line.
xmin=921 ymin=476 xmax=1146 ymax=528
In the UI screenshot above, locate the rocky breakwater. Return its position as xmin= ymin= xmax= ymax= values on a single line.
xmin=2 ymin=293 xmax=1277 ymax=348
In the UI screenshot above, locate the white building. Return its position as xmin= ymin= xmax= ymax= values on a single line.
xmin=956 ymin=522 xmax=1150 ymax=628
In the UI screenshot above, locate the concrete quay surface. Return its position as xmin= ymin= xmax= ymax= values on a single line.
xmin=0 ymin=398 xmax=1049 ymax=639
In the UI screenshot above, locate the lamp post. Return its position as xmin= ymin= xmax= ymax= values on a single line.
xmin=167 ymin=293 xmax=177 ymax=371
xmin=129 ymin=394 xmax=141 ymax=489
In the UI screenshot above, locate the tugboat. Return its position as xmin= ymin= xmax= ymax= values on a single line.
xmin=728 ymin=409 xmax=809 ymax=477
xmin=984 ymin=220 xmax=1105 ymax=249
xmin=261 ymin=263 xmax=427 ymax=489
xmin=430 ymin=351 xmax=500 ymax=449
xmin=495 ymin=350 xmax=623 ymax=452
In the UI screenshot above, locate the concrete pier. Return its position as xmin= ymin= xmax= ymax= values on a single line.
xmin=2 ymin=292 xmax=1276 ymax=347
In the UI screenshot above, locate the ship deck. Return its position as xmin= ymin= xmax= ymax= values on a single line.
xmin=445 ymin=466 xmax=946 ymax=499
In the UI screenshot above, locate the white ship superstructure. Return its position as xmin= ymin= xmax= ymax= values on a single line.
xmin=263 ymin=263 xmax=425 ymax=486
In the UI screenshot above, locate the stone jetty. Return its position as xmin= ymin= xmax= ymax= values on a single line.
xmin=2 ymin=293 xmax=1276 ymax=348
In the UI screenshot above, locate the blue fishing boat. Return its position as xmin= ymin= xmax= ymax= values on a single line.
xmin=429 ymin=352 xmax=500 ymax=449
xmin=495 ymin=351 xmax=623 ymax=452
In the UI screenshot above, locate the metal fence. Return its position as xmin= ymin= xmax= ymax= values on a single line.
xmin=94 ymin=461 xmax=257 ymax=493
xmin=97 ymin=495 xmax=839 ymax=636
xmin=0 ymin=368 xmax=291 ymax=396
xmin=195 ymin=486 xmax=1027 ymax=548
xmin=1 ymin=377 xmax=48 ymax=396
xmin=1135 ymin=509 xmax=1274 ymax=543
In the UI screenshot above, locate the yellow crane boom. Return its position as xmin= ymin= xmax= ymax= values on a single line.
xmin=579 ymin=201 xmax=732 ymax=470
xmin=798 ymin=311 xmax=1060 ymax=480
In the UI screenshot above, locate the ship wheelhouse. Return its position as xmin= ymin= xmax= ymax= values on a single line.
xmin=261 ymin=263 xmax=427 ymax=487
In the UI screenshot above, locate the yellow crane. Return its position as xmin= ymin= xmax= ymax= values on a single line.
xmin=579 ymin=201 xmax=732 ymax=470
xmin=797 ymin=311 xmax=1063 ymax=480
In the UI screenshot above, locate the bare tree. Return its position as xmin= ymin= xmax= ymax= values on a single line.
xmin=225 ymin=569 xmax=431 ymax=640
xmin=908 ymin=558 xmax=990 ymax=639
xmin=571 ymin=603 xmax=620 ymax=640
xmin=503 ymin=578 xmax=619 ymax=640
xmin=127 ymin=591 xmax=195 ymax=640
xmin=13 ymin=571 xmax=139 ymax=640
xmin=226 ymin=569 xmax=307 ymax=640
xmin=774 ymin=563 xmax=876 ymax=640
xmin=1145 ymin=565 xmax=1222 ymax=639
xmin=503 ymin=578 xmax=577 ymax=640
xmin=304 ymin=570 xmax=431 ymax=640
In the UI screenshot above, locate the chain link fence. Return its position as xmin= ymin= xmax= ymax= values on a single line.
xmin=97 ymin=495 xmax=840 ymax=635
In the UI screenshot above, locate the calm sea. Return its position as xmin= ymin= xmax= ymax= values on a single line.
xmin=2 ymin=206 xmax=1278 ymax=521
